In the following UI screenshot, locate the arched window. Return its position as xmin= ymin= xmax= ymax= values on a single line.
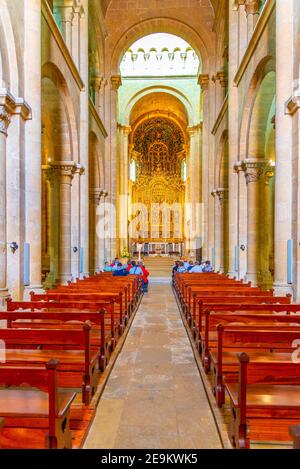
xmin=130 ymin=159 xmax=136 ymax=182
xmin=181 ymin=159 xmax=187 ymax=182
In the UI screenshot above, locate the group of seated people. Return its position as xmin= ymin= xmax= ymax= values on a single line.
xmin=173 ymin=259 xmax=214 ymax=274
xmin=103 ymin=259 xmax=150 ymax=293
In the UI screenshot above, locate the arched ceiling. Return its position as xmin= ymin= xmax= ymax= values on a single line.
xmin=104 ymin=0 xmax=217 ymax=73
xmin=130 ymin=92 xmax=188 ymax=129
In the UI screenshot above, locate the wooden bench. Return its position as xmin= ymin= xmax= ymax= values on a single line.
xmin=29 ymin=292 xmax=127 ymax=334
xmin=289 ymin=425 xmax=300 ymax=449
xmin=0 ymin=323 xmax=98 ymax=405
xmin=225 ymin=354 xmax=300 ymax=448
xmin=0 ymin=309 xmax=111 ymax=372
xmin=7 ymin=299 xmax=118 ymax=352
xmin=0 ymin=360 xmax=76 ymax=449
xmin=211 ymin=326 xmax=300 ymax=407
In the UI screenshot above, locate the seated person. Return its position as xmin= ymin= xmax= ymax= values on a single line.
xmin=128 ymin=260 xmax=143 ymax=275
xmin=187 ymin=261 xmax=194 ymax=271
xmin=177 ymin=261 xmax=187 ymax=273
xmin=113 ymin=262 xmax=129 ymax=276
xmin=103 ymin=261 xmax=113 ymax=272
xmin=126 ymin=259 xmax=133 ymax=272
xmin=202 ymin=260 xmax=214 ymax=272
xmin=138 ymin=261 xmax=149 ymax=293
xmin=189 ymin=261 xmax=203 ymax=273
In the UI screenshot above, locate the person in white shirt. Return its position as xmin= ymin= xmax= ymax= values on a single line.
xmin=129 ymin=260 xmax=143 ymax=275
xmin=177 ymin=261 xmax=187 ymax=273
xmin=189 ymin=261 xmax=203 ymax=273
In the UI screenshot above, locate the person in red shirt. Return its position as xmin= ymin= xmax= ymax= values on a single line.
xmin=126 ymin=259 xmax=133 ymax=272
xmin=138 ymin=261 xmax=149 ymax=293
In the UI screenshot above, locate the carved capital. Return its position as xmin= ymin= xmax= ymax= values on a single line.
xmin=216 ymin=71 xmax=228 ymax=88
xmin=234 ymin=161 xmax=244 ymax=173
xmin=215 ymin=188 xmax=228 ymax=205
xmin=245 ymin=0 xmax=260 ymax=15
xmin=198 ymin=74 xmax=209 ymax=91
xmin=74 ymin=163 xmax=85 ymax=176
xmin=50 ymin=161 xmax=77 ymax=180
xmin=89 ymin=188 xmax=104 ymax=205
xmin=241 ymin=159 xmax=266 ymax=184
xmin=118 ymin=124 xmax=132 ymax=136
xmin=0 ymin=106 xmax=11 ymax=135
xmin=111 ymin=75 xmax=122 ymax=91
xmin=44 ymin=166 xmax=57 ymax=186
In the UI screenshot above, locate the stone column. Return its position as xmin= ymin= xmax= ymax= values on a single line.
xmin=24 ymin=0 xmax=43 ymax=295
xmin=102 ymin=191 xmax=109 ymax=263
xmin=198 ymin=74 xmax=210 ymax=260
xmin=274 ymin=0 xmax=293 ymax=295
xmin=53 ymin=162 xmax=76 ymax=284
xmin=227 ymin=2 xmax=240 ymax=278
xmin=245 ymin=0 xmax=260 ymax=41
xmin=214 ymin=72 xmax=227 ymax=114
xmin=234 ymin=161 xmax=247 ymax=279
xmin=109 ymin=75 xmax=122 ymax=258
xmin=0 ymin=105 xmax=11 ymax=303
xmin=72 ymin=1 xmax=84 ymax=69
xmin=259 ymin=167 xmax=275 ymax=289
xmin=89 ymin=188 xmax=102 ymax=273
xmin=44 ymin=167 xmax=59 ymax=288
xmin=56 ymin=0 xmax=75 ymax=50
xmin=236 ymin=1 xmax=248 ymax=62
xmin=118 ymin=125 xmax=131 ymax=253
xmin=187 ymin=125 xmax=202 ymax=258
xmin=242 ymin=159 xmax=265 ymax=284
xmin=216 ymin=188 xmax=228 ymax=272
xmin=211 ymin=190 xmax=219 ymax=270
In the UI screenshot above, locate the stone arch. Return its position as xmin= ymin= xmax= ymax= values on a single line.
xmin=0 ymin=0 xmax=19 ymax=93
xmin=239 ymin=56 xmax=275 ymax=161
xmin=110 ymin=17 xmax=209 ymax=74
xmin=124 ymin=87 xmax=194 ymax=127
xmin=42 ymin=62 xmax=79 ymax=163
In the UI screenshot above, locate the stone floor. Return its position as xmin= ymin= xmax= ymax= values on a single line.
xmin=84 ymin=284 xmax=222 ymax=449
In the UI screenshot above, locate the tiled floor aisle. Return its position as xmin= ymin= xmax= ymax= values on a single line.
xmin=84 ymin=284 xmax=222 ymax=449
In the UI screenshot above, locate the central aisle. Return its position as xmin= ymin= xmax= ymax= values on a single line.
xmin=84 ymin=284 xmax=222 ymax=449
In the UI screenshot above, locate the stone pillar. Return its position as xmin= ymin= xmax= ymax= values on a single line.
xmin=102 ymin=191 xmax=109 ymax=263
xmin=72 ymin=1 xmax=84 ymax=69
xmin=118 ymin=125 xmax=131 ymax=253
xmin=89 ymin=188 xmax=102 ymax=273
xmin=242 ymin=159 xmax=265 ymax=284
xmin=53 ymin=163 xmax=76 ymax=284
xmin=44 ymin=167 xmax=59 ymax=288
xmin=79 ymin=0 xmax=89 ymax=277
xmin=198 ymin=74 xmax=210 ymax=260
xmin=259 ymin=167 xmax=275 ymax=289
xmin=245 ymin=0 xmax=260 ymax=41
xmin=0 ymin=105 xmax=11 ymax=304
xmin=227 ymin=2 xmax=240 ymax=278
xmin=214 ymin=71 xmax=227 ymax=114
xmin=24 ymin=0 xmax=43 ymax=295
xmin=236 ymin=1 xmax=248 ymax=62
xmin=109 ymin=75 xmax=122 ymax=258
xmin=234 ymin=161 xmax=247 ymax=279
xmin=187 ymin=124 xmax=202 ymax=258
xmin=274 ymin=0 xmax=293 ymax=295
xmin=216 ymin=188 xmax=228 ymax=272
xmin=56 ymin=0 xmax=75 ymax=50
xmin=211 ymin=190 xmax=219 ymax=271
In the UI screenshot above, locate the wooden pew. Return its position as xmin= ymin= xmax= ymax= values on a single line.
xmin=7 ymin=299 xmax=118 ymax=356
xmin=289 ymin=425 xmax=300 ymax=449
xmin=29 ymin=292 xmax=127 ymax=334
xmin=225 ymin=354 xmax=300 ymax=448
xmin=0 ymin=360 xmax=76 ymax=449
xmin=0 ymin=323 xmax=98 ymax=405
xmin=211 ymin=325 xmax=300 ymax=407
xmin=0 ymin=309 xmax=111 ymax=372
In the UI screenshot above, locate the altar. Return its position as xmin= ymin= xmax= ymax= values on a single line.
xmin=132 ymin=242 xmax=183 ymax=256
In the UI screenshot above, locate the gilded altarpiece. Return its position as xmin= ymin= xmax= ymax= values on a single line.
xmin=131 ymin=117 xmax=186 ymax=242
